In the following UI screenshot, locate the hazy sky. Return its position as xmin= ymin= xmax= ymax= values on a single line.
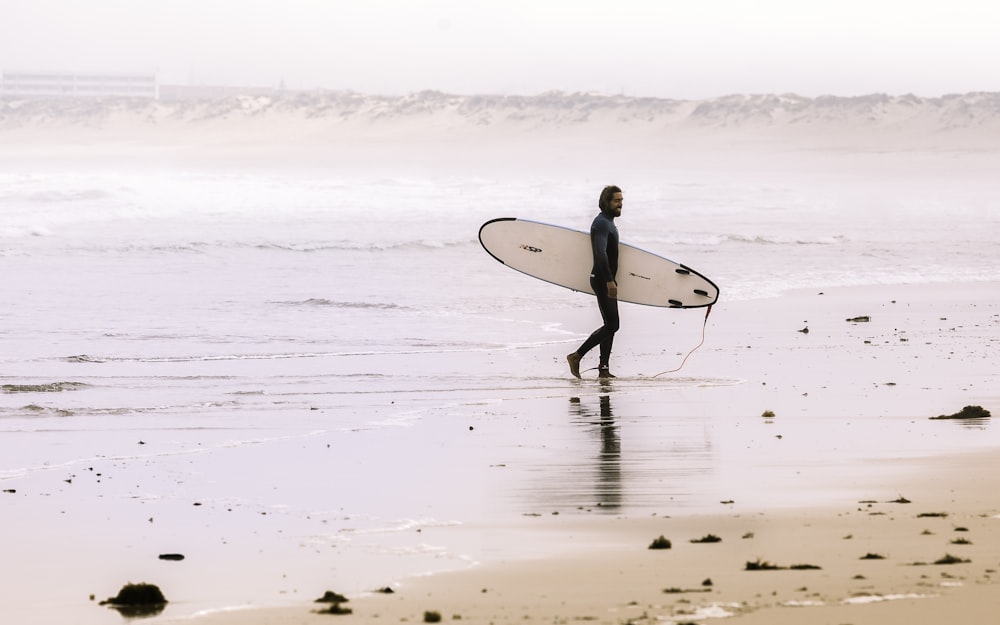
xmin=2 ymin=0 xmax=997 ymax=98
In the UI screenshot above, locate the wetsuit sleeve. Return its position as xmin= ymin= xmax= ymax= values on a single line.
xmin=591 ymin=219 xmax=614 ymax=283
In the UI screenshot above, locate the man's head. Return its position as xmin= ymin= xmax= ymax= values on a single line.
xmin=599 ymin=185 xmax=623 ymax=217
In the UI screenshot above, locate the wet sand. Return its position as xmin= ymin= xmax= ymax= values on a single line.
xmin=178 ymin=281 xmax=1000 ymax=625
xmin=2 ymin=281 xmax=998 ymax=624
xmin=203 ymin=457 xmax=1000 ymax=624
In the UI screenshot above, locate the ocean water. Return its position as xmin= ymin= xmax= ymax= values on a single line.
xmin=3 ymin=165 xmax=999 ymax=469
xmin=2 ymin=165 xmax=999 ymax=621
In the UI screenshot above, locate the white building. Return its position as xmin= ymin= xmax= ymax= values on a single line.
xmin=0 ymin=71 xmax=158 ymax=99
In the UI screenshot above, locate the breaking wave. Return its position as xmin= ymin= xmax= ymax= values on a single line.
xmin=1 ymin=382 xmax=90 ymax=393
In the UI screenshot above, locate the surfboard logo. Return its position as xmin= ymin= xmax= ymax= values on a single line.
xmin=629 ymin=272 xmax=651 ymax=281
xmin=520 ymin=244 xmax=543 ymax=253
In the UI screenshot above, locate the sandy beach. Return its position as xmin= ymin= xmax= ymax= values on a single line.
xmin=197 ymin=468 xmax=1000 ymax=625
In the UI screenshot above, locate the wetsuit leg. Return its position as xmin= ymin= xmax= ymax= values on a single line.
xmin=575 ymin=276 xmax=620 ymax=366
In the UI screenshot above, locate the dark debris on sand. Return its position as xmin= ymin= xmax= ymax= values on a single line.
xmin=648 ymin=535 xmax=672 ymax=550
xmin=745 ymin=559 xmax=822 ymax=571
xmin=930 ymin=405 xmax=991 ymax=420
xmin=315 ymin=590 xmax=352 ymax=615
xmin=99 ymin=582 xmax=167 ymax=617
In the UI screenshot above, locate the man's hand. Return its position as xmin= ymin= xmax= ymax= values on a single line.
xmin=607 ymin=281 xmax=618 ymax=299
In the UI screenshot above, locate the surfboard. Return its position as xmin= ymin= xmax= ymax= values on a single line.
xmin=478 ymin=217 xmax=719 ymax=308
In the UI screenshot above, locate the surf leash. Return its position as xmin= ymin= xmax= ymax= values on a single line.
xmin=651 ymin=304 xmax=713 ymax=378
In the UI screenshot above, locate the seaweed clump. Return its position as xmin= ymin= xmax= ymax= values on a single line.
xmin=931 ymin=405 xmax=991 ymax=420
xmin=934 ymin=554 xmax=971 ymax=565
xmin=99 ymin=583 xmax=167 ymax=617
xmin=745 ymin=559 xmax=821 ymax=571
xmin=663 ymin=586 xmax=711 ymax=594
xmin=315 ymin=590 xmax=352 ymax=615
xmin=648 ymin=535 xmax=672 ymax=550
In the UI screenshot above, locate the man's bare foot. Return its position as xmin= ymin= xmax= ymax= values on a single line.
xmin=598 ymin=365 xmax=616 ymax=379
xmin=566 ymin=352 xmax=582 ymax=379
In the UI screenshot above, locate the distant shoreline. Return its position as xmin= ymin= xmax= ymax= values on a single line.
xmin=2 ymin=90 xmax=999 ymax=171
xmin=2 ymin=91 xmax=999 ymax=146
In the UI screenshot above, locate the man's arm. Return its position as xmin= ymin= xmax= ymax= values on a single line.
xmin=591 ymin=219 xmax=617 ymax=298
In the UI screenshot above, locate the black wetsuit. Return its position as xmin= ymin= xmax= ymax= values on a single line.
xmin=575 ymin=211 xmax=620 ymax=367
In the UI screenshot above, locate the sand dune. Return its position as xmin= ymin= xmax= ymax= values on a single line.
xmin=3 ymin=91 xmax=999 ymax=152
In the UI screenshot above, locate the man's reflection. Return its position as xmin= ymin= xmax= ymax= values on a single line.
xmin=568 ymin=391 xmax=622 ymax=510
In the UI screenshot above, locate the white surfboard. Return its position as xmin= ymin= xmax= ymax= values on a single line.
xmin=479 ymin=217 xmax=719 ymax=308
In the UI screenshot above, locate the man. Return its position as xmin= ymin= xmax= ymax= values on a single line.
xmin=567 ymin=185 xmax=622 ymax=379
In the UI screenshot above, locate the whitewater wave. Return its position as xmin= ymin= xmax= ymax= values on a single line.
xmin=637 ymin=232 xmax=846 ymax=247
xmin=8 ymin=231 xmax=837 ymax=256
xmin=0 ymin=225 xmax=51 ymax=239
xmin=721 ymin=233 xmax=846 ymax=246
xmin=275 ymin=298 xmax=410 ymax=311
xmin=24 ymin=189 xmax=114 ymax=203
xmin=251 ymin=239 xmax=471 ymax=253
xmin=5 ymin=237 xmax=474 ymax=256
xmin=1 ymin=382 xmax=90 ymax=393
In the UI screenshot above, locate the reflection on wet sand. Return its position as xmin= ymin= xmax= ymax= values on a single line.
xmin=512 ymin=387 xmax=717 ymax=515
xmin=569 ymin=390 xmax=622 ymax=510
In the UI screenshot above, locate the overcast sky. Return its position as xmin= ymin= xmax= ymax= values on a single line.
xmin=2 ymin=0 xmax=997 ymax=99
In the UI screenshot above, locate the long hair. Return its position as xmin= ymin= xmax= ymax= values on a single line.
xmin=598 ymin=185 xmax=622 ymax=213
